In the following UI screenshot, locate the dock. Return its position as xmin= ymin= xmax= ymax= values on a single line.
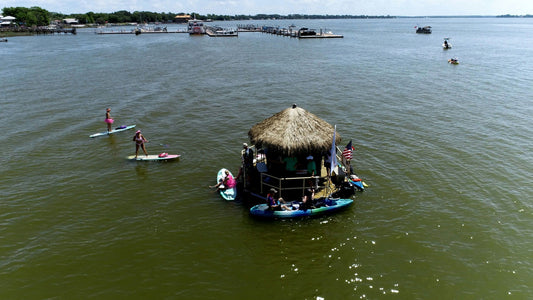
xmin=0 ymin=27 xmax=77 ymax=35
xmin=95 ymin=27 xmax=187 ymax=35
xmin=96 ymin=24 xmax=342 ymax=38
xmin=238 ymin=25 xmax=343 ymax=39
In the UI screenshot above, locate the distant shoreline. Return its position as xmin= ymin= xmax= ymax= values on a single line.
xmin=1 ymin=14 xmax=531 ymax=38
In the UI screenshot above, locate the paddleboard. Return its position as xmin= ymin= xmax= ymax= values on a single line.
xmin=127 ymin=154 xmax=180 ymax=161
xmin=216 ymin=168 xmax=237 ymax=201
xmin=90 ymin=125 xmax=136 ymax=138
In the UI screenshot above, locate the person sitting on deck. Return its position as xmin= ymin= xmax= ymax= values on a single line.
xmin=267 ymin=188 xmax=290 ymax=211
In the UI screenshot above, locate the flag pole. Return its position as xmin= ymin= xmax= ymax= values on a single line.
xmin=327 ymin=125 xmax=337 ymax=199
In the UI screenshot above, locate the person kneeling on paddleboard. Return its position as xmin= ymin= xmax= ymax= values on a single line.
xmin=210 ymin=170 xmax=236 ymax=193
xmin=133 ymin=130 xmax=148 ymax=158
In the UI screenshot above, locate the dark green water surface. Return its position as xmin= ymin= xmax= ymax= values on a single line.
xmin=1 ymin=18 xmax=532 ymax=299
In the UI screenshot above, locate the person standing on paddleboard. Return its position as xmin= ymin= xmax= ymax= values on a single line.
xmin=133 ymin=130 xmax=149 ymax=158
xmin=105 ymin=108 xmax=114 ymax=132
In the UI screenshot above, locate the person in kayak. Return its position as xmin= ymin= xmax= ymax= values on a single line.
xmin=267 ymin=188 xmax=290 ymax=211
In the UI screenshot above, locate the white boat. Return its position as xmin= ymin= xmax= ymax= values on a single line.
xmin=443 ymin=38 xmax=452 ymax=49
xmin=205 ymin=26 xmax=238 ymax=37
xmin=188 ymin=19 xmax=205 ymax=35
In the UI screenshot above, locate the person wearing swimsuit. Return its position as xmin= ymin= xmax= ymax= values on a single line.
xmin=133 ymin=130 xmax=148 ymax=158
xmin=105 ymin=108 xmax=114 ymax=132
xmin=210 ymin=170 xmax=236 ymax=192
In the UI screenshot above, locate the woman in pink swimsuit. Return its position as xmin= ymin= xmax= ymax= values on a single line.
xmin=210 ymin=170 xmax=236 ymax=192
xmin=105 ymin=108 xmax=114 ymax=132
xmin=133 ymin=130 xmax=149 ymax=158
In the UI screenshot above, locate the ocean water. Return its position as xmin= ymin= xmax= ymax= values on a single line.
xmin=1 ymin=18 xmax=532 ymax=299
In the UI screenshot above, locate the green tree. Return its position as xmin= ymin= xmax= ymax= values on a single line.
xmin=2 ymin=6 xmax=50 ymax=26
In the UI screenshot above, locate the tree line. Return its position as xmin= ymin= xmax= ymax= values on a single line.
xmin=2 ymin=6 xmax=395 ymax=27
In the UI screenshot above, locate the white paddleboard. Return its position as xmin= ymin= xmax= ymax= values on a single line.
xmin=90 ymin=125 xmax=136 ymax=138
xmin=127 ymin=154 xmax=180 ymax=161
xmin=217 ymin=168 xmax=237 ymax=201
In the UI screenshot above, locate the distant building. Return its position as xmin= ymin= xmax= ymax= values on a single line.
xmin=63 ymin=18 xmax=79 ymax=25
xmin=0 ymin=15 xmax=16 ymax=26
xmin=174 ymin=14 xmax=191 ymax=23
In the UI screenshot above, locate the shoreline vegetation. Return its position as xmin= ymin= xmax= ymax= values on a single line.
xmin=1 ymin=6 xmax=532 ymax=37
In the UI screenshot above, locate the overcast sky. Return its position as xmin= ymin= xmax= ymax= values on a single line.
xmin=2 ymin=0 xmax=532 ymax=16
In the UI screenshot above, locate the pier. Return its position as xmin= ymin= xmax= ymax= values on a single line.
xmin=96 ymin=24 xmax=342 ymax=38
xmin=0 ymin=27 xmax=77 ymax=35
xmin=238 ymin=24 xmax=343 ymax=38
xmin=95 ymin=28 xmax=187 ymax=35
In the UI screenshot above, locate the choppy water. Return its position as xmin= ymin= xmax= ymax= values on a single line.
xmin=1 ymin=18 xmax=532 ymax=299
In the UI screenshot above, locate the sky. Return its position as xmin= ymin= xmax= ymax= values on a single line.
xmin=1 ymin=0 xmax=532 ymax=16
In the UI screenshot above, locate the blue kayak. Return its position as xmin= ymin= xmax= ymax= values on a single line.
xmin=250 ymin=198 xmax=353 ymax=218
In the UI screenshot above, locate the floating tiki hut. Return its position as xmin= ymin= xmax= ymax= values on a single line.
xmin=242 ymin=104 xmax=346 ymax=203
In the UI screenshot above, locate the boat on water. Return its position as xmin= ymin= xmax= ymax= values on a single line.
xmin=448 ymin=58 xmax=459 ymax=64
xmin=298 ymin=27 xmax=317 ymax=37
xmin=416 ymin=26 xmax=432 ymax=34
xmin=205 ymin=26 xmax=238 ymax=37
xmin=443 ymin=38 xmax=452 ymax=49
xmin=188 ymin=19 xmax=205 ymax=35
xmin=250 ymin=198 xmax=353 ymax=218
xmin=233 ymin=104 xmax=365 ymax=219
xmin=0 ymin=38 xmax=7 ymax=42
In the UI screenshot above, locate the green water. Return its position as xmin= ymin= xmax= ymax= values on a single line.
xmin=1 ymin=18 xmax=532 ymax=299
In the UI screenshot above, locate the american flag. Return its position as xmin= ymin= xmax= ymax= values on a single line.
xmin=342 ymin=140 xmax=354 ymax=160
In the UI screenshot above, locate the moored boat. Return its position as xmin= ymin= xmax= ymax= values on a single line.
xmin=205 ymin=26 xmax=238 ymax=37
xmin=188 ymin=19 xmax=205 ymax=35
xmin=416 ymin=26 xmax=432 ymax=34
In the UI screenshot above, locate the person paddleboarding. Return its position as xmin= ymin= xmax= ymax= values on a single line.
xmin=133 ymin=130 xmax=149 ymax=158
xmin=105 ymin=108 xmax=114 ymax=132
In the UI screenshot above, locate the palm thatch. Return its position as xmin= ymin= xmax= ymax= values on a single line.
xmin=248 ymin=104 xmax=341 ymax=156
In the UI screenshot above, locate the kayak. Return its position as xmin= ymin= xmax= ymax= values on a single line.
xmin=250 ymin=198 xmax=353 ymax=218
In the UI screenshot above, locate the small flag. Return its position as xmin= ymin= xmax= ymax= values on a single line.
xmin=342 ymin=140 xmax=354 ymax=160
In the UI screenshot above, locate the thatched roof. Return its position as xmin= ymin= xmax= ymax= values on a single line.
xmin=248 ymin=104 xmax=341 ymax=156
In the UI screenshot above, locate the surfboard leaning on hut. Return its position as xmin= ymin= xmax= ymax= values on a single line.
xmin=238 ymin=104 xmax=366 ymax=218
